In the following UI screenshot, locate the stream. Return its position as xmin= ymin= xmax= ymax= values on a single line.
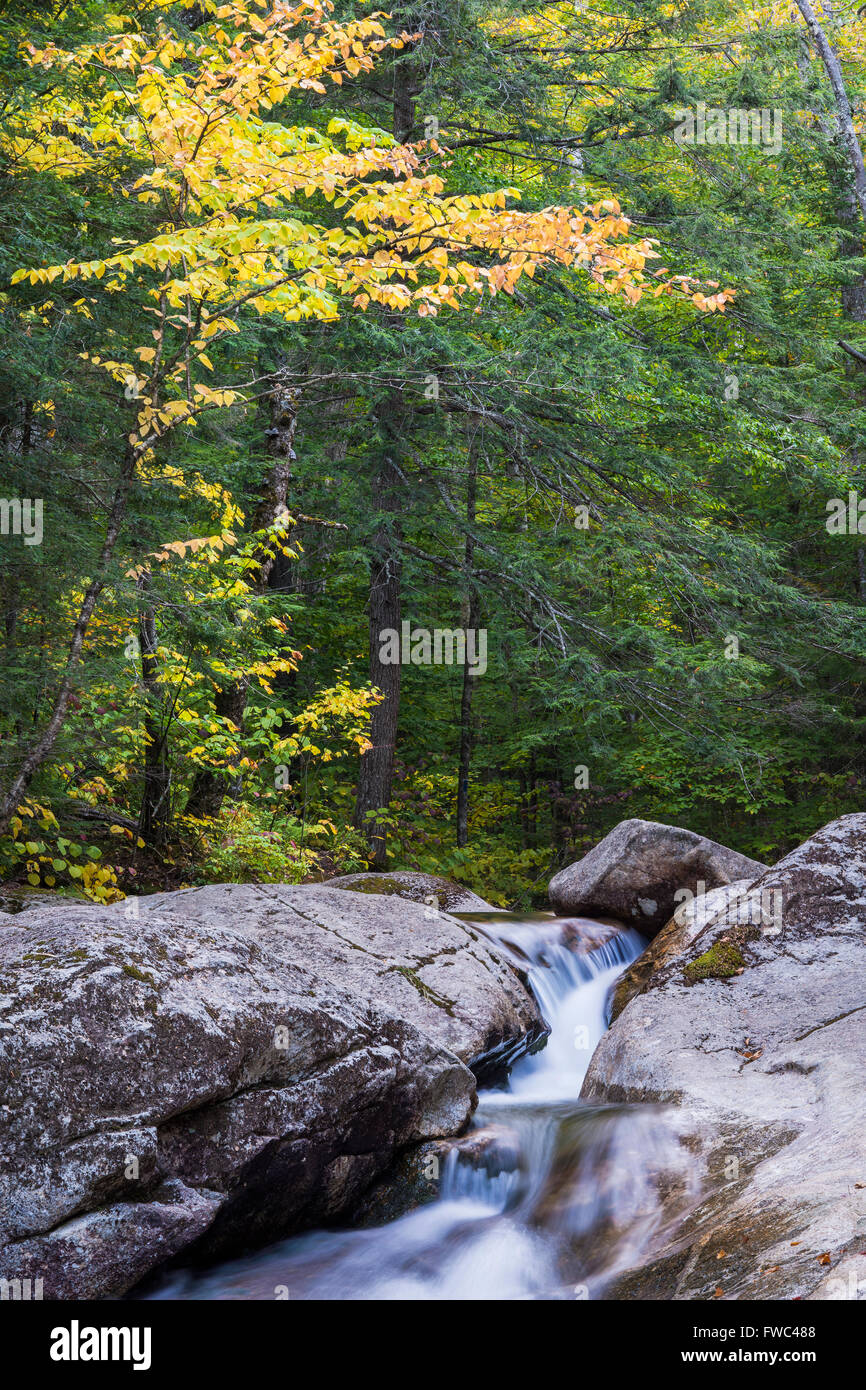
xmin=141 ymin=912 xmax=702 ymax=1300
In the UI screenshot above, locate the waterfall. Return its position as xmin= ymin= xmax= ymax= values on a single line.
xmin=141 ymin=914 xmax=701 ymax=1301
xmin=483 ymin=919 xmax=647 ymax=1098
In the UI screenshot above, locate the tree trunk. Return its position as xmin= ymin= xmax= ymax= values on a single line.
xmin=391 ymin=17 xmax=420 ymax=144
xmin=526 ymin=750 xmax=537 ymax=845
xmin=251 ymin=380 xmax=299 ymax=584
xmin=353 ymin=432 xmax=404 ymax=866
xmin=185 ymin=376 xmax=297 ymax=820
xmin=795 ymin=0 xmax=866 ymax=224
xmin=836 ymin=170 xmax=866 ymax=596
xmin=184 ymin=681 xmax=250 ymax=820
xmin=840 ymin=184 xmax=866 ymax=322
xmin=0 ymin=443 xmax=138 ymax=835
xmin=351 ymin=51 xmax=419 ymax=864
xmin=136 ymin=571 xmax=170 ymax=843
xmin=800 ymin=21 xmax=866 ymax=593
xmin=456 ymin=445 xmax=479 ymax=848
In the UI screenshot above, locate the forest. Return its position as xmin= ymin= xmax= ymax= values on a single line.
xmin=2 ymin=0 xmax=866 ymax=910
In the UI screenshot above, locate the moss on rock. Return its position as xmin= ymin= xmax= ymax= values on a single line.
xmin=683 ymin=926 xmax=759 ymax=985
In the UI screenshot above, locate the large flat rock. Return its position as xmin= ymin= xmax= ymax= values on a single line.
xmin=0 ymin=883 xmax=541 ymax=1299
xmin=124 ymin=883 xmax=541 ymax=1069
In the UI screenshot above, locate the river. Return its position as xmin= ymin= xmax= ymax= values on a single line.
xmin=140 ymin=911 xmax=701 ymax=1300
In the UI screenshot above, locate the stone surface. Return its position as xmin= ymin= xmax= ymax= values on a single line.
xmin=582 ymin=813 xmax=866 ymax=1300
xmin=609 ymin=880 xmax=753 ymax=1022
xmin=4 ymin=1181 xmax=221 ymax=1302
xmin=324 ymin=870 xmax=496 ymax=913
xmin=352 ymin=1123 xmax=520 ymax=1227
xmin=0 ymin=885 xmax=64 ymax=915
xmin=124 ymin=883 xmax=542 ymax=1069
xmin=0 ymin=883 xmax=541 ymax=1299
xmin=549 ymin=818 xmax=766 ymax=935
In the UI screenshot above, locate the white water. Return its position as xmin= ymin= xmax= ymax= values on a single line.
xmin=484 ymin=918 xmax=646 ymax=1100
xmin=142 ymin=913 xmax=701 ymax=1300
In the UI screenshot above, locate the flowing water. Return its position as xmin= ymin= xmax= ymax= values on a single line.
xmin=141 ymin=912 xmax=702 ymax=1300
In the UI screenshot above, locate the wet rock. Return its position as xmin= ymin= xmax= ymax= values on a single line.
xmin=324 ymin=870 xmax=496 ymax=913
xmin=582 ymin=813 xmax=866 ymax=1300
xmin=352 ymin=1124 xmax=520 ymax=1227
xmin=527 ymin=1102 xmax=701 ymax=1284
xmin=477 ymin=914 xmax=626 ymax=973
xmin=0 ymin=884 xmax=542 ymax=1298
xmin=549 ymin=819 xmax=766 ymax=936
xmin=558 ymin=919 xmax=625 ymax=953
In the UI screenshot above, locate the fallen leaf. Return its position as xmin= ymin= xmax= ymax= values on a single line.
xmin=716 ymin=1250 xmax=726 ymax=1259
xmin=714 ymin=1287 xmax=723 ymax=1298
xmin=818 ymin=1253 xmax=831 ymax=1266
